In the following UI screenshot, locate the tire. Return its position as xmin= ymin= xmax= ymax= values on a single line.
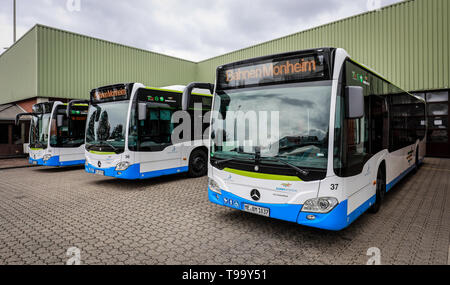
xmin=369 ymin=166 xmax=386 ymax=214
xmin=188 ymin=149 xmax=208 ymax=178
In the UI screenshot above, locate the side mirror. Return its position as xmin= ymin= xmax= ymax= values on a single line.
xmin=57 ymin=115 xmax=64 ymax=127
xmin=345 ymin=86 xmax=364 ymax=119
xmin=138 ymin=103 xmax=147 ymax=121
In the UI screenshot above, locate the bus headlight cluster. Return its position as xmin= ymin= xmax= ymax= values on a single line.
xmin=302 ymin=197 xmax=339 ymax=214
xmin=115 ymin=161 xmax=130 ymax=171
xmin=43 ymin=154 xmax=52 ymax=161
xmin=208 ymin=178 xmax=221 ymax=194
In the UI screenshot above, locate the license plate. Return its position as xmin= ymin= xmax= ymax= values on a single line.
xmin=243 ymin=204 xmax=270 ymax=217
xmin=32 ymin=161 xmax=37 ymax=165
xmin=95 ymin=170 xmax=105 ymax=176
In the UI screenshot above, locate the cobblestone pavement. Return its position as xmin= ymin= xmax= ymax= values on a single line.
xmin=0 ymin=158 xmax=449 ymax=265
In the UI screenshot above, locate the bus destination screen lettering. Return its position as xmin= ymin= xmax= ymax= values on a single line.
xmin=91 ymin=85 xmax=129 ymax=103
xmin=218 ymin=54 xmax=327 ymax=89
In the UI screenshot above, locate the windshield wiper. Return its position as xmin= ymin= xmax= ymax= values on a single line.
xmin=261 ymin=156 xmax=310 ymax=176
xmin=86 ymin=141 xmax=119 ymax=153
xmin=102 ymin=141 xmax=118 ymax=151
xmin=211 ymin=155 xmax=253 ymax=169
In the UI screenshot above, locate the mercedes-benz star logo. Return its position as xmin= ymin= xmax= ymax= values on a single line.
xmin=250 ymin=189 xmax=261 ymax=201
xmin=98 ymin=161 xmax=101 ymax=168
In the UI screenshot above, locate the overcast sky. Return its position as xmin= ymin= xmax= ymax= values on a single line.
xmin=0 ymin=0 xmax=403 ymax=61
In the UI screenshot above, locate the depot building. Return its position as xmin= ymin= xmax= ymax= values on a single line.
xmin=0 ymin=0 xmax=448 ymax=158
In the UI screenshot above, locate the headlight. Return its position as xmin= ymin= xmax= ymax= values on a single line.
xmin=115 ymin=161 xmax=130 ymax=171
xmin=301 ymin=197 xmax=339 ymax=214
xmin=43 ymin=154 xmax=52 ymax=161
xmin=208 ymin=178 xmax=221 ymax=194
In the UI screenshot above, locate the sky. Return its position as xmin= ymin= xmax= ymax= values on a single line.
xmin=0 ymin=0 xmax=404 ymax=61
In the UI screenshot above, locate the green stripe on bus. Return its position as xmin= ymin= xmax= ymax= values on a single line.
xmin=144 ymin=87 xmax=212 ymax=97
xmin=62 ymin=104 xmax=89 ymax=106
xmin=223 ymin=168 xmax=302 ymax=181
xmin=89 ymin=151 xmax=116 ymax=155
xmin=30 ymin=148 xmax=43 ymax=151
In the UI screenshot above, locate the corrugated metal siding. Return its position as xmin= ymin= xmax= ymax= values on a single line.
xmin=0 ymin=27 xmax=38 ymax=105
xmin=1 ymin=0 xmax=448 ymax=106
xmin=196 ymin=0 xmax=449 ymax=92
xmin=37 ymin=25 xmax=197 ymax=100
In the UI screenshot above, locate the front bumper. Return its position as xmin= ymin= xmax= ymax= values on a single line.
xmin=43 ymin=156 xmax=85 ymax=167
xmin=208 ymin=189 xmax=350 ymax=231
xmin=29 ymin=157 xmax=44 ymax=166
xmin=85 ymin=163 xmax=189 ymax=180
xmin=85 ymin=163 xmax=141 ymax=179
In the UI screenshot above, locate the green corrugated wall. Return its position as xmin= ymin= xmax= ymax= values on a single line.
xmin=197 ymin=0 xmax=450 ymax=92
xmin=36 ymin=25 xmax=197 ymax=101
xmin=0 ymin=0 xmax=448 ymax=105
xmin=0 ymin=26 xmax=38 ymax=104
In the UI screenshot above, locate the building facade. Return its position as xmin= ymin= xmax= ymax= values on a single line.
xmin=0 ymin=0 xmax=448 ymax=157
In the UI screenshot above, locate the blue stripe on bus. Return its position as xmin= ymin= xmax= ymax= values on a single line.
xmin=42 ymin=156 xmax=85 ymax=167
xmin=86 ymin=163 xmax=188 ymax=180
xmin=59 ymin=159 xmax=85 ymax=166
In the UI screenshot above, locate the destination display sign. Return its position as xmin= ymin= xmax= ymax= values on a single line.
xmin=136 ymin=88 xmax=182 ymax=109
xmin=217 ymin=52 xmax=329 ymax=90
xmin=90 ymin=84 xmax=132 ymax=103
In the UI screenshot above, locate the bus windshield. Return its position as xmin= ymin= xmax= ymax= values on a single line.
xmin=30 ymin=113 xmax=51 ymax=149
xmin=211 ymin=81 xmax=332 ymax=170
xmin=85 ymin=101 xmax=129 ymax=153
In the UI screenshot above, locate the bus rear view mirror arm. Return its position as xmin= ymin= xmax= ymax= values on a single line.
xmin=345 ymin=86 xmax=364 ymax=119
xmin=182 ymin=82 xmax=215 ymax=111
xmin=15 ymin=112 xmax=39 ymax=126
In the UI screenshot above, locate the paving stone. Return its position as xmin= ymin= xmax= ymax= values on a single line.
xmin=0 ymin=159 xmax=448 ymax=265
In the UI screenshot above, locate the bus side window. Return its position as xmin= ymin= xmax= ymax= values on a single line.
xmin=370 ymin=95 xmax=388 ymax=154
xmin=345 ymin=113 xmax=369 ymax=172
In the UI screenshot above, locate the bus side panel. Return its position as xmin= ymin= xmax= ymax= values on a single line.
xmin=385 ymin=144 xmax=417 ymax=191
xmin=58 ymin=145 xmax=86 ymax=165
xmin=137 ymin=146 xmax=184 ymax=175
xmin=343 ymin=152 xmax=386 ymax=216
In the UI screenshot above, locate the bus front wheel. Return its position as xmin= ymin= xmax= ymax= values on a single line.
xmin=369 ymin=166 xmax=386 ymax=214
xmin=188 ymin=149 xmax=207 ymax=178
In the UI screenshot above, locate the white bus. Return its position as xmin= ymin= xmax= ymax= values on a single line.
xmin=199 ymin=48 xmax=426 ymax=231
xmin=16 ymin=102 xmax=88 ymax=166
xmin=80 ymin=83 xmax=213 ymax=180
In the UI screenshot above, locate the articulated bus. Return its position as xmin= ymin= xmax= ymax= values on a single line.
xmin=16 ymin=102 xmax=88 ymax=166
xmin=193 ymin=48 xmax=426 ymax=231
xmin=76 ymin=83 xmax=214 ymax=180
